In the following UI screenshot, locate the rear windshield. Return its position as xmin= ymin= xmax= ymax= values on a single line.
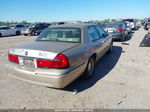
xmin=105 ymin=23 xmax=122 ymax=29
xmin=123 ymin=19 xmax=134 ymax=22
xmin=36 ymin=28 xmax=81 ymax=43
xmin=16 ymin=25 xmax=24 ymax=27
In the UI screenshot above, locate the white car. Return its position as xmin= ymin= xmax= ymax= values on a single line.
xmin=123 ymin=19 xmax=137 ymax=30
xmin=0 ymin=26 xmax=20 ymax=37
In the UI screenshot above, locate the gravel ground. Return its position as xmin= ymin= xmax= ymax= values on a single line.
xmin=0 ymin=28 xmax=150 ymax=109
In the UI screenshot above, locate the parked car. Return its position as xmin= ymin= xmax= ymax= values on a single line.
xmin=104 ymin=22 xmax=128 ymax=41
xmin=10 ymin=24 xmax=29 ymax=35
xmin=97 ymin=22 xmax=107 ymax=29
xmin=143 ymin=22 xmax=150 ymax=30
xmin=0 ymin=26 xmax=21 ymax=37
xmin=56 ymin=22 xmax=65 ymax=25
xmin=136 ymin=20 xmax=142 ymax=28
xmin=22 ymin=23 xmax=50 ymax=36
xmin=120 ymin=21 xmax=132 ymax=34
xmin=123 ymin=19 xmax=138 ymax=30
xmin=147 ymin=24 xmax=150 ymax=34
xmin=5 ymin=24 xmax=113 ymax=88
xmin=10 ymin=24 xmax=26 ymax=30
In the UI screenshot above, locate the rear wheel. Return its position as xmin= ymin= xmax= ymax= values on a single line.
xmin=24 ymin=34 xmax=28 ymax=36
xmin=107 ymin=41 xmax=113 ymax=53
xmin=16 ymin=31 xmax=21 ymax=35
xmin=31 ymin=30 xmax=36 ymax=36
xmin=82 ymin=57 xmax=95 ymax=79
xmin=120 ymin=35 xmax=124 ymax=42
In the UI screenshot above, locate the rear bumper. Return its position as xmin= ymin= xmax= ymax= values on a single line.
xmin=5 ymin=61 xmax=87 ymax=88
xmin=21 ymin=30 xmax=31 ymax=35
xmin=109 ymin=33 xmax=123 ymax=40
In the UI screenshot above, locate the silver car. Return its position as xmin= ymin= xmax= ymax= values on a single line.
xmin=5 ymin=24 xmax=112 ymax=88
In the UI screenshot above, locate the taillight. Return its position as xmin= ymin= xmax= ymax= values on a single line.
xmin=8 ymin=53 xmax=19 ymax=63
xmin=36 ymin=59 xmax=52 ymax=68
xmin=36 ymin=53 xmax=69 ymax=68
xmin=51 ymin=53 xmax=69 ymax=68
xmin=118 ymin=28 xmax=123 ymax=33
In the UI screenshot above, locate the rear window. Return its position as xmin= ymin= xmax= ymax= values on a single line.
xmin=36 ymin=28 xmax=81 ymax=43
xmin=123 ymin=19 xmax=134 ymax=22
xmin=105 ymin=23 xmax=122 ymax=29
xmin=16 ymin=25 xmax=24 ymax=27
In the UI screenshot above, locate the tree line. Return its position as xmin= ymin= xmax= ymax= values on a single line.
xmin=0 ymin=18 xmax=149 ymax=26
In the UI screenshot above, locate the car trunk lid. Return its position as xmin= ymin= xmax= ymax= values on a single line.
xmin=10 ymin=41 xmax=80 ymax=60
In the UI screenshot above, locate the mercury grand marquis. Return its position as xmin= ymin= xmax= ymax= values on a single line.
xmin=5 ymin=24 xmax=112 ymax=88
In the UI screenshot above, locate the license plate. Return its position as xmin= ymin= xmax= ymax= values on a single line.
xmin=24 ymin=58 xmax=35 ymax=67
xmin=108 ymin=30 xmax=114 ymax=33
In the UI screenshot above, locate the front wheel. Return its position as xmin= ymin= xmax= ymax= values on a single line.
xmin=16 ymin=31 xmax=21 ymax=35
xmin=31 ymin=30 xmax=36 ymax=36
xmin=82 ymin=57 xmax=95 ymax=79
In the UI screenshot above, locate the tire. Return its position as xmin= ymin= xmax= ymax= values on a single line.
xmin=82 ymin=57 xmax=95 ymax=79
xmin=16 ymin=31 xmax=21 ymax=36
xmin=24 ymin=34 xmax=28 ymax=36
xmin=0 ymin=33 xmax=2 ymax=38
xmin=31 ymin=30 xmax=36 ymax=36
xmin=120 ymin=35 xmax=124 ymax=42
xmin=107 ymin=42 xmax=113 ymax=53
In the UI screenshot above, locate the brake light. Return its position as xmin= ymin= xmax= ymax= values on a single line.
xmin=36 ymin=53 xmax=69 ymax=68
xmin=36 ymin=59 xmax=52 ymax=68
xmin=118 ymin=28 xmax=123 ymax=33
xmin=51 ymin=53 xmax=69 ymax=68
xmin=8 ymin=53 xmax=19 ymax=63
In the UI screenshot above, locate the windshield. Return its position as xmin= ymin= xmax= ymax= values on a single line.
xmin=36 ymin=28 xmax=81 ymax=43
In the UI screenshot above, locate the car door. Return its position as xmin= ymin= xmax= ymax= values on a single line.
xmin=88 ymin=26 xmax=104 ymax=60
xmin=7 ymin=27 xmax=16 ymax=35
xmin=34 ymin=24 xmax=41 ymax=33
xmin=95 ymin=26 xmax=111 ymax=53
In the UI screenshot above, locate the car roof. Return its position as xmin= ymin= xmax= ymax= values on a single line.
xmin=48 ymin=23 xmax=96 ymax=28
xmin=0 ymin=26 xmax=9 ymax=28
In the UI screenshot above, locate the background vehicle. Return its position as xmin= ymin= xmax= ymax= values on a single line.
xmin=22 ymin=23 xmax=50 ymax=36
xmin=120 ymin=21 xmax=132 ymax=34
xmin=104 ymin=22 xmax=128 ymax=41
xmin=97 ymin=22 xmax=107 ymax=29
xmin=10 ymin=24 xmax=29 ymax=35
xmin=143 ymin=22 xmax=150 ymax=30
xmin=136 ymin=20 xmax=142 ymax=28
xmin=123 ymin=19 xmax=138 ymax=30
xmin=147 ymin=24 xmax=150 ymax=34
xmin=6 ymin=24 xmax=112 ymax=88
xmin=10 ymin=24 xmax=26 ymax=30
xmin=0 ymin=26 xmax=20 ymax=37
xmin=56 ymin=22 xmax=65 ymax=25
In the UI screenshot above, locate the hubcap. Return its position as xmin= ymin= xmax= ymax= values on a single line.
xmin=32 ymin=31 xmax=35 ymax=35
xmin=88 ymin=59 xmax=94 ymax=76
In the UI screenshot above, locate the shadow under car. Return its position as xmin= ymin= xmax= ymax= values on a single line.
xmin=140 ymin=34 xmax=150 ymax=47
xmin=62 ymin=46 xmax=122 ymax=93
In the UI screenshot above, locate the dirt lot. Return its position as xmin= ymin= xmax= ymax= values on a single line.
xmin=0 ymin=28 xmax=150 ymax=109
